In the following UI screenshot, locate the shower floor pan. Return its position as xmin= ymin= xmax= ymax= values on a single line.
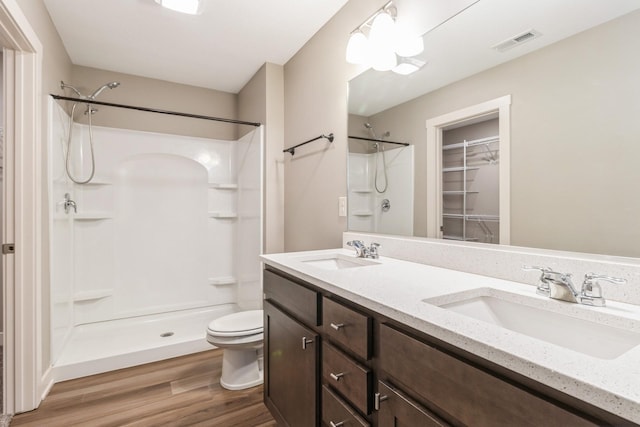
xmin=53 ymin=304 xmax=237 ymax=382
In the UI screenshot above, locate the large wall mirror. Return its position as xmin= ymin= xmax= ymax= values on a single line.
xmin=348 ymin=0 xmax=640 ymax=258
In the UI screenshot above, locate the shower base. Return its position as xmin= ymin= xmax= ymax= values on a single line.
xmin=53 ymin=304 xmax=237 ymax=382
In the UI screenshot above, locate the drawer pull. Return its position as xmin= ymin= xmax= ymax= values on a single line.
xmin=329 ymin=422 xmax=345 ymax=427
xmin=330 ymin=322 xmax=345 ymax=330
xmin=374 ymin=392 xmax=389 ymax=411
xmin=301 ymin=336 xmax=314 ymax=350
xmin=330 ymin=372 xmax=345 ymax=381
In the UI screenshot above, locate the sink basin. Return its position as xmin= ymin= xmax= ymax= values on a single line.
xmin=297 ymin=253 xmax=379 ymax=270
xmin=425 ymin=289 xmax=640 ymax=359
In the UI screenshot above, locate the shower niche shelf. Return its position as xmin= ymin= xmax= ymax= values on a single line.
xmin=208 ymin=183 xmax=237 ymax=190
xmin=73 ymin=289 xmax=113 ymax=302
xmin=74 ymin=212 xmax=113 ymax=220
xmin=352 ymin=210 xmax=373 ymax=217
xmin=209 ymin=276 xmax=236 ymax=286
xmin=351 ymin=188 xmax=373 ymax=193
xmin=208 ymin=212 xmax=237 ymax=219
xmin=76 ymin=179 xmax=112 ymax=186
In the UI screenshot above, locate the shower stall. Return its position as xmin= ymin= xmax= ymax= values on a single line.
xmin=48 ymin=96 xmax=262 ymax=381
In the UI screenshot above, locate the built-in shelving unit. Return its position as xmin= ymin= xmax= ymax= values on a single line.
xmin=73 ymin=289 xmax=113 ymax=302
xmin=208 ymin=183 xmax=238 ymax=190
xmin=442 ymin=134 xmax=499 ymax=242
xmin=208 ymin=212 xmax=237 ymax=219
xmin=74 ymin=212 xmax=113 ymax=220
xmin=209 ymin=276 xmax=236 ymax=286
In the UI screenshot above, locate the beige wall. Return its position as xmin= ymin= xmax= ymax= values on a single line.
xmin=15 ymin=0 xmax=73 ymax=376
xmin=283 ymin=0 xmax=381 ymax=251
xmin=68 ymin=65 xmax=238 ymax=140
xmin=238 ymin=63 xmax=285 ymax=254
xmin=367 ymin=10 xmax=640 ymax=257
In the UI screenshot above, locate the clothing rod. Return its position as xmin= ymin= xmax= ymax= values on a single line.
xmin=348 ymin=135 xmax=409 ymax=146
xmin=283 ymin=133 xmax=334 ymax=156
xmin=50 ymin=94 xmax=261 ymax=127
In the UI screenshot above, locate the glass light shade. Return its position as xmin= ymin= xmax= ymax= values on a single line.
xmin=369 ymin=11 xmax=396 ymax=51
xmin=155 ymin=0 xmax=202 ymax=15
xmin=346 ymin=31 xmax=369 ymax=65
xmin=396 ymin=35 xmax=424 ymax=57
xmin=392 ymin=62 xmax=419 ymax=75
xmin=371 ymin=48 xmax=397 ymax=71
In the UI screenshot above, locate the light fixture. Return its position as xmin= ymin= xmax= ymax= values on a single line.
xmin=346 ymin=31 xmax=369 ymax=64
xmin=346 ymin=1 xmax=424 ymax=74
xmin=155 ymin=0 xmax=203 ymax=15
xmin=392 ymin=57 xmax=426 ymax=75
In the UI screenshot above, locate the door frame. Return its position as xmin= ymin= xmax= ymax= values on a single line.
xmin=0 ymin=0 xmax=45 ymax=414
xmin=425 ymin=95 xmax=511 ymax=244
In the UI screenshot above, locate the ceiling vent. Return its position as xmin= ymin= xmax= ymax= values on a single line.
xmin=492 ymin=29 xmax=542 ymax=52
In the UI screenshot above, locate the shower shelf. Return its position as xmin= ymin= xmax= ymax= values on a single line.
xmin=351 ymin=188 xmax=373 ymax=193
xmin=209 ymin=183 xmax=238 ymax=190
xmin=73 ymin=289 xmax=113 ymax=302
xmin=74 ymin=212 xmax=113 ymax=220
xmin=208 ymin=212 xmax=237 ymax=219
xmin=352 ymin=210 xmax=373 ymax=216
xmin=209 ymin=276 xmax=236 ymax=286
xmin=78 ymin=179 xmax=112 ymax=186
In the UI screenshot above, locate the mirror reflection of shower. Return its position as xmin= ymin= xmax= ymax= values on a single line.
xmin=364 ymin=123 xmax=389 ymax=193
xmin=60 ymin=80 xmax=120 ymax=184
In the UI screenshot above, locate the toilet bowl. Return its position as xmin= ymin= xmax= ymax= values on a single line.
xmin=206 ymin=309 xmax=264 ymax=390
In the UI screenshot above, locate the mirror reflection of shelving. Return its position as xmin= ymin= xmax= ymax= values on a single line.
xmin=442 ymin=118 xmax=500 ymax=243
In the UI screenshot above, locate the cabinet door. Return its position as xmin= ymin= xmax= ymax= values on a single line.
xmin=377 ymin=381 xmax=449 ymax=427
xmin=264 ymin=300 xmax=319 ymax=427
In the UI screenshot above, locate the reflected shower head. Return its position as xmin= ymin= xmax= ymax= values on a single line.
xmin=89 ymin=81 xmax=120 ymax=99
xmin=363 ymin=123 xmax=390 ymax=140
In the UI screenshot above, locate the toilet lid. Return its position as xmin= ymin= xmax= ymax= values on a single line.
xmin=207 ymin=310 xmax=263 ymax=337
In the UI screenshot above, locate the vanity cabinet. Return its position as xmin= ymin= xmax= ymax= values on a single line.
xmin=263 ymin=266 xmax=632 ymax=427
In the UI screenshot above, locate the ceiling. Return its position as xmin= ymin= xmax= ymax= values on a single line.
xmin=43 ymin=0 xmax=348 ymax=93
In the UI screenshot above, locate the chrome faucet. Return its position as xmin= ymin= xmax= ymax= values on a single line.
xmin=63 ymin=193 xmax=77 ymax=214
xmin=523 ymin=266 xmax=625 ymax=306
xmin=347 ymin=240 xmax=381 ymax=259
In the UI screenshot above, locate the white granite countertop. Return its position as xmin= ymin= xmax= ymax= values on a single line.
xmin=261 ymin=248 xmax=640 ymax=424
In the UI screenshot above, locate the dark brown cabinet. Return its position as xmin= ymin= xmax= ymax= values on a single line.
xmin=263 ymin=265 xmax=633 ymax=427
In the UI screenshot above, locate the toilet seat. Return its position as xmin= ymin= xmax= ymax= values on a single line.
xmin=207 ymin=310 xmax=263 ymax=338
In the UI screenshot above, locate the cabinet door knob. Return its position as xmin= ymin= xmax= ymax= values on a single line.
xmin=374 ymin=392 xmax=389 ymax=411
xmin=330 ymin=372 xmax=345 ymax=381
xmin=330 ymin=322 xmax=345 ymax=330
xmin=329 ymin=421 xmax=345 ymax=427
xmin=301 ymin=336 xmax=314 ymax=350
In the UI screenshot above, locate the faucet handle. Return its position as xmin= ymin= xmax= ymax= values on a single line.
xmin=368 ymin=243 xmax=380 ymax=259
xmin=579 ymin=273 xmax=626 ymax=307
xmin=346 ymin=240 xmax=366 ymax=257
xmin=522 ymin=265 xmax=553 ymax=296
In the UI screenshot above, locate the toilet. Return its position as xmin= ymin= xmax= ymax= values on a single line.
xmin=206 ymin=310 xmax=264 ymax=390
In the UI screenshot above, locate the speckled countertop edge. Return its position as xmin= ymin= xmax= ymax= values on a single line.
xmin=261 ymin=249 xmax=640 ymax=423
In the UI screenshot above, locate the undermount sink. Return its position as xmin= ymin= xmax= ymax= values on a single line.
xmin=424 ymin=289 xmax=640 ymax=360
xmin=297 ymin=253 xmax=379 ymax=270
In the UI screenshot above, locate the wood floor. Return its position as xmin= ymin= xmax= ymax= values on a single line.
xmin=11 ymin=349 xmax=276 ymax=427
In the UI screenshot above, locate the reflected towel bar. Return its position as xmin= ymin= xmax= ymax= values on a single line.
xmin=348 ymin=135 xmax=409 ymax=146
xmin=284 ymin=133 xmax=334 ymax=156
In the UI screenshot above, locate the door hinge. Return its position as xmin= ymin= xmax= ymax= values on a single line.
xmin=2 ymin=243 xmax=15 ymax=254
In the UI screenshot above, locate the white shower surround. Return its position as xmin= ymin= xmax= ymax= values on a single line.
xmin=348 ymin=145 xmax=414 ymax=236
xmin=48 ymin=100 xmax=262 ymax=381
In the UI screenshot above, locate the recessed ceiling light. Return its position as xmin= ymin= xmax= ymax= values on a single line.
xmin=155 ymin=0 xmax=203 ymax=15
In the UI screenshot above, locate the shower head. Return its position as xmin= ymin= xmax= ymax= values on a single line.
xmin=364 ymin=122 xmax=377 ymax=139
xmin=364 ymin=122 xmax=373 ymax=129
xmin=89 ymin=81 xmax=120 ymax=99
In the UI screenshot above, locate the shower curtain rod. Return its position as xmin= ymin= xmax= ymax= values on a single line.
xmin=50 ymin=94 xmax=262 ymax=127
xmin=348 ymin=135 xmax=409 ymax=146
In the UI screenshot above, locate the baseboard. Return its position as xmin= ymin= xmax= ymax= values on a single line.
xmin=40 ymin=366 xmax=55 ymax=403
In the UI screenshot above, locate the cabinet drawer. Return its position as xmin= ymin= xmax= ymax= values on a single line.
xmin=323 ymin=342 xmax=372 ymax=415
xmin=376 ymin=381 xmax=449 ymax=427
xmin=379 ymin=324 xmax=597 ymax=427
xmin=322 ymin=385 xmax=370 ymax=427
xmin=264 ymin=269 xmax=320 ymax=326
xmin=322 ymin=297 xmax=371 ymax=360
